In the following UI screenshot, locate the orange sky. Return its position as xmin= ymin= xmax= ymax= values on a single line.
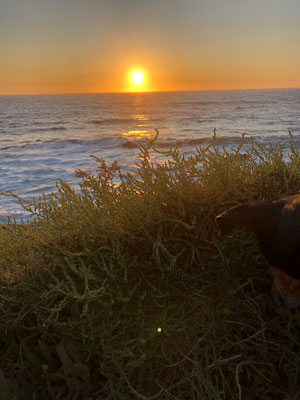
xmin=1 ymin=0 xmax=299 ymax=95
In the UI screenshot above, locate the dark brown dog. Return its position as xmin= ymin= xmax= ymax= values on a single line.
xmin=216 ymin=194 xmax=300 ymax=308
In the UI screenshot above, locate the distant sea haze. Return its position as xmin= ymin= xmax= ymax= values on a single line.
xmin=0 ymin=88 xmax=299 ymax=223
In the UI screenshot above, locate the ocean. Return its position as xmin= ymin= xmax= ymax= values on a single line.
xmin=0 ymin=89 xmax=299 ymax=223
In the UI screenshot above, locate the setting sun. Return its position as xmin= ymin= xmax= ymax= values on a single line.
xmin=126 ymin=68 xmax=149 ymax=92
xmin=131 ymin=71 xmax=144 ymax=85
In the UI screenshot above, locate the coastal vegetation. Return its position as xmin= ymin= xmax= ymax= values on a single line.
xmin=0 ymin=132 xmax=299 ymax=399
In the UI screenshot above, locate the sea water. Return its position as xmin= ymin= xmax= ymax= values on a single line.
xmin=0 ymin=89 xmax=299 ymax=223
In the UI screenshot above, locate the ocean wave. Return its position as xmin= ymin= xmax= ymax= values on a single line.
xmin=91 ymin=118 xmax=134 ymax=125
xmin=31 ymin=126 xmax=67 ymax=132
xmin=64 ymin=137 xmax=114 ymax=146
xmin=34 ymin=138 xmax=57 ymax=143
xmin=194 ymin=119 xmax=216 ymax=123
xmin=188 ymin=101 xmax=219 ymax=106
xmin=91 ymin=116 xmax=161 ymax=125
xmin=0 ymin=206 xmax=24 ymax=216
xmin=0 ymin=138 xmax=58 ymax=151
xmin=119 ymin=136 xmax=250 ymax=150
xmin=0 ymin=137 xmax=113 ymax=151
xmin=1 ymin=143 xmax=29 ymax=151
xmin=32 ymin=121 xmax=65 ymax=126
xmin=21 ymin=184 xmax=57 ymax=195
xmin=2 ymin=134 xmax=297 ymax=154
xmin=22 ymin=167 xmax=55 ymax=175
xmin=9 ymin=123 xmax=21 ymax=127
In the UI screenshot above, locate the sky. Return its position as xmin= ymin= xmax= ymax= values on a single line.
xmin=0 ymin=0 xmax=299 ymax=94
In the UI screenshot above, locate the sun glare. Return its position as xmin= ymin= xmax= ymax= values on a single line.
xmin=132 ymin=71 xmax=144 ymax=85
xmin=126 ymin=68 xmax=148 ymax=92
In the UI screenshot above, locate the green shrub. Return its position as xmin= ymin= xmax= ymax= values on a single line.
xmin=0 ymin=132 xmax=299 ymax=399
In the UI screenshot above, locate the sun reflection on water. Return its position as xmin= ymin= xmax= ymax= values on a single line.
xmin=122 ymin=130 xmax=153 ymax=140
xmin=131 ymin=114 xmax=149 ymax=121
xmin=121 ymin=113 xmax=154 ymax=140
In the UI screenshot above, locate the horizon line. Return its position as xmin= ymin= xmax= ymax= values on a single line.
xmin=1 ymin=86 xmax=299 ymax=97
